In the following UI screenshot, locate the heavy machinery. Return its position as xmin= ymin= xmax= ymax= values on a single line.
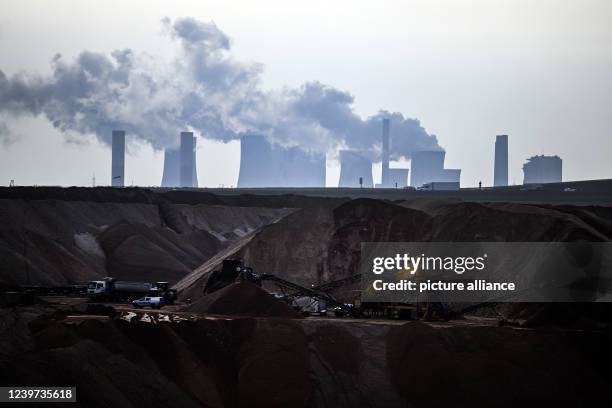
xmin=204 ymin=259 xmax=449 ymax=320
xmin=87 ymin=277 xmax=177 ymax=304
xmin=204 ymin=260 xmax=353 ymax=315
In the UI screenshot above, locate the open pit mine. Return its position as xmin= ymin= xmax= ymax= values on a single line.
xmin=2 ymin=186 xmax=612 ymax=407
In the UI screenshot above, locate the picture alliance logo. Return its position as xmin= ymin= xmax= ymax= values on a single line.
xmin=372 ymin=253 xmax=488 ymax=275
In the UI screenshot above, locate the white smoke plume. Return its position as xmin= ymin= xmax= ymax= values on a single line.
xmin=0 ymin=17 xmax=442 ymax=159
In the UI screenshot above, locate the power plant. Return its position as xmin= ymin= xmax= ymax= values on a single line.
xmin=410 ymin=151 xmax=461 ymax=188
xmin=105 ymin=125 xmax=577 ymax=190
xmin=102 ymin=122 xmax=583 ymax=192
xmin=494 ymin=135 xmax=509 ymax=187
xmin=111 ymin=130 xmax=125 ymax=187
xmin=237 ymin=134 xmax=326 ymax=188
xmin=523 ymin=155 xmax=562 ymax=184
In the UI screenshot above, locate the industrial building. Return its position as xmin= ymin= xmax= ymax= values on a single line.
xmin=494 ymin=135 xmax=509 ymax=187
xmin=523 ymin=155 xmax=562 ymax=184
xmin=161 ymin=143 xmax=199 ymax=188
xmin=338 ymin=150 xmax=374 ymax=188
xmin=410 ymin=150 xmax=461 ymax=188
xmin=237 ymin=134 xmax=326 ymax=187
xmin=111 ymin=130 xmax=125 ymax=187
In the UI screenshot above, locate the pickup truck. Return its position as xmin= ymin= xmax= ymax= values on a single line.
xmin=132 ymin=296 xmax=166 ymax=309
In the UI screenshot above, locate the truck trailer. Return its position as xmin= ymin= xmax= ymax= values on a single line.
xmin=87 ymin=277 xmax=177 ymax=304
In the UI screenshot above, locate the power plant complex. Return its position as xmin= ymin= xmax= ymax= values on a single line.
xmin=109 ymin=122 xmax=563 ymax=189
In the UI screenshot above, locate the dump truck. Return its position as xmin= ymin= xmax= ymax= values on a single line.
xmin=87 ymin=277 xmax=177 ymax=304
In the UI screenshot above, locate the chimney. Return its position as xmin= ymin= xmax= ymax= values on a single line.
xmin=494 ymin=135 xmax=509 ymax=187
xmin=180 ymin=131 xmax=195 ymax=187
xmin=111 ymin=130 xmax=125 ymax=187
xmin=381 ymin=118 xmax=390 ymax=186
xmin=161 ymin=139 xmax=198 ymax=188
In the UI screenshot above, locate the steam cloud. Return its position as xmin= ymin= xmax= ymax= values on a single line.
xmin=0 ymin=17 xmax=441 ymax=159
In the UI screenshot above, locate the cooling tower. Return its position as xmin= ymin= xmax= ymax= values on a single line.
xmin=282 ymin=147 xmax=326 ymax=187
xmin=237 ymin=135 xmax=282 ymax=187
xmin=494 ymin=135 xmax=509 ymax=187
xmin=410 ymin=151 xmax=445 ymax=188
xmin=161 ymin=149 xmax=179 ymax=187
xmin=161 ymin=143 xmax=198 ymax=188
xmin=237 ymin=135 xmax=326 ymax=187
xmin=381 ymin=118 xmax=390 ymax=186
xmin=111 ymin=130 xmax=125 ymax=187
xmin=338 ymin=150 xmax=373 ymax=188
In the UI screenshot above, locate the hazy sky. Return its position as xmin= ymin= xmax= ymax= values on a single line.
xmin=1 ymin=0 xmax=611 ymax=187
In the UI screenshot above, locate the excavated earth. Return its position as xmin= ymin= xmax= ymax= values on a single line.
xmin=0 ymin=187 xmax=296 ymax=286
xmin=1 ymin=305 xmax=612 ymax=408
xmin=178 ymin=196 xmax=612 ymax=302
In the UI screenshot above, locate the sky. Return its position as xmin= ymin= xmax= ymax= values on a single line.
xmin=0 ymin=0 xmax=611 ymax=187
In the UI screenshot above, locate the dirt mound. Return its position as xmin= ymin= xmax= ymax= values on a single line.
xmin=175 ymin=204 xmax=295 ymax=242
xmin=181 ymin=197 xmax=612 ymax=304
xmin=184 ymin=282 xmax=301 ymax=318
xmin=237 ymin=319 xmax=312 ymax=407
xmin=386 ymin=322 xmax=612 ymax=408
xmin=0 ymin=194 xmax=295 ymax=286
xmin=98 ymin=222 xmax=222 ymax=284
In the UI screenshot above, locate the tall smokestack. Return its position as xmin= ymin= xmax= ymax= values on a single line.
xmin=192 ymin=141 xmax=199 ymax=188
xmin=111 ymin=130 xmax=125 ymax=187
xmin=180 ymin=131 xmax=195 ymax=187
xmin=381 ymin=118 xmax=390 ymax=186
xmin=161 ymin=139 xmax=198 ymax=187
xmin=494 ymin=135 xmax=508 ymax=187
